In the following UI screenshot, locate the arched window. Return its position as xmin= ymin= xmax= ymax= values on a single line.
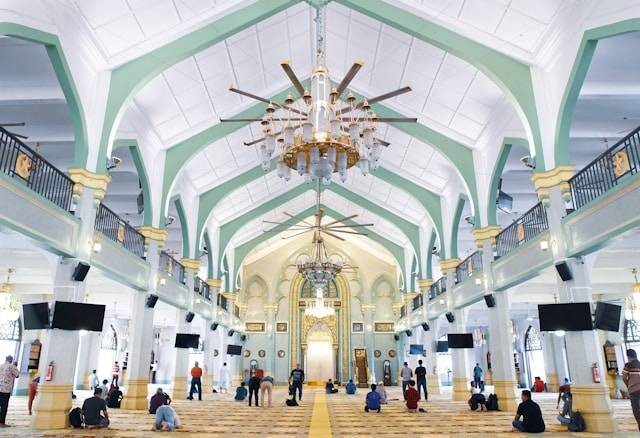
xmin=0 ymin=319 xmax=21 ymax=360
xmin=523 ymin=325 xmax=546 ymax=388
xmin=101 ymin=324 xmax=117 ymax=350
xmin=300 ymin=279 xmax=339 ymax=299
xmin=624 ymin=319 xmax=640 ymax=351
xmin=524 ymin=326 xmax=542 ymax=351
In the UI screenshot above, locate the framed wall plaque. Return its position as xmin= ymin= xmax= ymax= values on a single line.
xmin=374 ymin=322 xmax=394 ymax=333
xmin=352 ymin=322 xmax=364 ymax=333
xmin=243 ymin=349 xmax=251 ymax=357
xmin=374 ymin=350 xmax=381 ymax=358
xmin=245 ymin=322 xmax=265 ymax=332
xmin=388 ymin=349 xmax=396 ymax=358
xmin=277 ymin=350 xmax=286 ymax=358
xmin=258 ymin=349 xmax=266 ymax=358
xmin=276 ymin=322 xmax=288 ymax=333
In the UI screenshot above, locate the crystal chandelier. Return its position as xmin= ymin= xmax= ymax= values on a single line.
xmin=0 ymin=269 xmax=20 ymax=322
xmin=221 ymin=6 xmax=416 ymax=184
xmin=305 ymin=287 xmax=335 ymax=318
xmin=297 ymin=233 xmax=344 ymax=290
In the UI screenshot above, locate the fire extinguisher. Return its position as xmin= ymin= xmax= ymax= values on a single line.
xmin=592 ymin=362 xmax=601 ymax=383
xmin=45 ymin=361 xmax=55 ymax=382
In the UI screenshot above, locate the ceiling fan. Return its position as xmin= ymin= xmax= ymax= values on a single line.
xmin=0 ymin=122 xmax=28 ymax=140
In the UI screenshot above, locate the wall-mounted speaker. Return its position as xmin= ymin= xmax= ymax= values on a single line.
xmin=394 ymin=334 xmax=400 ymax=341
xmin=484 ymin=294 xmax=496 ymax=308
xmin=210 ymin=323 xmax=218 ymax=331
xmin=145 ymin=294 xmax=159 ymax=308
xmin=405 ymin=329 xmax=413 ymax=337
xmin=185 ymin=311 xmax=195 ymax=323
xmin=445 ymin=312 xmax=455 ymax=323
xmin=421 ymin=322 xmax=430 ymax=331
xmin=228 ymin=329 xmax=235 ymax=337
xmin=72 ymin=262 xmax=90 ymax=282
xmin=555 ymin=261 xmax=573 ymax=282
xmin=240 ymin=334 xmax=246 ymax=342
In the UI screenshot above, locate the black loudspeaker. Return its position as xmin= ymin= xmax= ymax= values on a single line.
xmin=210 ymin=323 xmax=218 ymax=331
xmin=145 ymin=294 xmax=159 ymax=308
xmin=421 ymin=322 xmax=430 ymax=331
xmin=484 ymin=294 xmax=496 ymax=308
xmin=72 ymin=262 xmax=90 ymax=282
xmin=185 ymin=312 xmax=195 ymax=323
xmin=445 ymin=312 xmax=455 ymax=323
xmin=405 ymin=329 xmax=413 ymax=337
xmin=555 ymin=261 xmax=573 ymax=281
xmin=228 ymin=329 xmax=235 ymax=337
xmin=394 ymin=334 xmax=400 ymax=341
xmin=240 ymin=334 xmax=246 ymax=342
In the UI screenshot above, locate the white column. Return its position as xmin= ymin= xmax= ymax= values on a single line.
xmin=172 ymin=308 xmax=189 ymax=399
xmin=424 ymin=317 xmax=441 ymax=394
xmin=202 ymin=321 xmax=215 ymax=391
xmin=450 ymin=307 xmax=469 ymax=401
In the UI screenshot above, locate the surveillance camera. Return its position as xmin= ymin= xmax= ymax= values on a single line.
xmin=464 ymin=215 xmax=474 ymax=226
xmin=520 ymin=155 xmax=535 ymax=169
xmin=106 ymin=156 xmax=122 ymax=170
xmin=165 ymin=215 xmax=176 ymax=226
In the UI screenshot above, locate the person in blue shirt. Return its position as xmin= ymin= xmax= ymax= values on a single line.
xmin=365 ymin=384 xmax=381 ymax=413
xmin=345 ymin=379 xmax=357 ymax=395
xmin=234 ymin=382 xmax=247 ymax=401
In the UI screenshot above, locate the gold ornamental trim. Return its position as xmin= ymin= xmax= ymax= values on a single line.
xmin=68 ymin=168 xmax=111 ymax=201
xmin=360 ymin=304 xmax=376 ymax=311
xmin=222 ymin=292 xmax=237 ymax=302
xmin=206 ymin=278 xmax=222 ymax=288
xmin=136 ymin=226 xmax=168 ymax=247
xmin=15 ymin=153 xmax=32 ymax=179
xmin=471 ymin=225 xmax=501 ymax=248
xmin=531 ymin=166 xmax=574 ymax=204
xmin=416 ymin=278 xmax=434 ymax=289
xmin=439 ymin=258 xmax=461 ymax=274
xmin=392 ymin=301 xmax=405 ymax=310
xmin=403 ymin=292 xmax=418 ymax=303
xmin=179 ymin=258 xmax=200 ymax=273
xmin=612 ymin=151 xmax=630 ymax=177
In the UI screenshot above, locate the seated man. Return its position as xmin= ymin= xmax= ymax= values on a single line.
xmin=153 ymin=405 xmax=180 ymax=432
xmin=234 ymin=381 xmax=248 ymax=401
xmin=325 ymin=379 xmax=339 ymax=394
xmin=513 ymin=390 xmax=545 ymax=433
xmin=468 ymin=382 xmax=486 ymax=411
xmin=82 ymin=388 xmax=110 ymax=429
xmin=149 ymin=388 xmax=172 ymax=414
xmin=532 ymin=376 xmax=545 ymax=392
xmin=106 ymin=385 xmax=123 ymax=408
xmin=365 ymin=384 xmax=381 ymax=413
xmin=345 ymin=379 xmax=357 ymax=394
xmin=405 ymin=380 xmax=420 ymax=413
xmin=375 ymin=382 xmax=388 ymax=404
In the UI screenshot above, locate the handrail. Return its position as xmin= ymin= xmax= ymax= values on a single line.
xmin=495 ymin=202 xmax=548 ymax=258
xmin=429 ymin=276 xmax=447 ymax=301
xmin=159 ymin=251 xmax=186 ymax=285
xmin=194 ymin=277 xmax=211 ymax=301
xmin=217 ymin=293 xmax=228 ymax=311
xmin=400 ymin=305 xmax=407 ymax=318
xmin=0 ymin=127 xmax=74 ymax=211
xmin=412 ymin=293 xmax=423 ymax=311
xmin=94 ymin=203 xmax=145 ymax=258
xmin=455 ymin=250 xmax=483 ymax=283
xmin=568 ymin=126 xmax=640 ymax=212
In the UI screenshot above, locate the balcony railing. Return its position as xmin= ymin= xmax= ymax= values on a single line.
xmin=217 ymin=293 xmax=228 ymax=311
xmin=429 ymin=276 xmax=447 ymax=301
xmin=400 ymin=305 xmax=407 ymax=318
xmin=194 ymin=277 xmax=211 ymax=301
xmin=455 ymin=250 xmax=483 ymax=284
xmin=0 ymin=127 xmax=74 ymax=211
xmin=412 ymin=293 xmax=423 ymax=311
xmin=568 ymin=126 xmax=640 ymax=212
xmin=94 ymin=203 xmax=145 ymax=258
xmin=495 ymin=202 xmax=548 ymax=258
xmin=159 ymin=251 xmax=186 ymax=285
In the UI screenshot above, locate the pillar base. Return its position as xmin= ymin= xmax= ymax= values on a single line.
xmin=31 ymin=383 xmax=73 ymax=429
xmin=485 ymin=370 xmax=493 ymax=385
xmin=121 ymin=379 xmax=150 ymax=410
xmin=571 ymin=384 xmax=616 ymax=433
xmin=427 ymin=374 xmax=441 ymax=395
xmin=546 ymin=372 xmax=559 ymax=393
xmin=452 ymin=376 xmax=468 ymax=401
xmin=492 ymin=379 xmax=518 ymax=412
xmin=172 ymin=376 xmax=188 ymax=399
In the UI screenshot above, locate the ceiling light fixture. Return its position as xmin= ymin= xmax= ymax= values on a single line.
xmin=0 ymin=269 xmax=19 ymax=322
xmin=221 ymin=6 xmax=416 ymax=184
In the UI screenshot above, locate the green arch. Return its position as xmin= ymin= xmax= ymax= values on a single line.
xmin=555 ymin=19 xmax=640 ymax=166
xmin=203 ymin=231 xmax=214 ymax=279
xmin=426 ymin=230 xmax=437 ymax=279
xmin=0 ymin=22 xmax=88 ymax=167
xmin=171 ymin=195 xmax=190 ymax=258
xmin=112 ymin=139 xmax=153 ymax=226
xmin=487 ymin=137 xmax=528 ymax=226
xmin=450 ymin=195 xmax=466 ymax=259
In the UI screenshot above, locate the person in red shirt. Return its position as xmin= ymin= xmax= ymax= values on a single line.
xmin=188 ymin=361 xmax=203 ymax=401
xmin=532 ymin=376 xmax=545 ymax=392
xmin=27 ymin=376 xmax=40 ymax=415
xmin=405 ymin=380 xmax=420 ymax=412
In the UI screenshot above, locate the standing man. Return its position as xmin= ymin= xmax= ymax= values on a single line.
xmin=218 ymin=362 xmax=230 ymax=393
xmin=289 ymin=363 xmax=305 ymax=402
xmin=188 ymin=361 xmax=202 ymax=401
xmin=623 ymin=348 xmax=640 ymax=431
xmin=400 ymin=362 xmax=413 ymax=399
xmin=0 ymin=355 xmax=19 ymax=427
xmin=150 ymin=361 xmax=158 ymax=384
xmin=111 ymin=361 xmax=120 ymax=387
xmin=89 ymin=369 xmax=100 ymax=390
xmin=473 ymin=363 xmax=483 ymax=389
xmin=415 ymin=359 xmax=428 ymax=401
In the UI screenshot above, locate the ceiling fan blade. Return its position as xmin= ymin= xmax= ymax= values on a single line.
xmin=11 ymin=132 xmax=28 ymax=139
xmin=283 ymin=211 xmax=315 ymax=227
xmin=325 ymin=223 xmax=374 ymax=228
xmin=281 ymin=61 xmax=305 ymax=96
xmin=322 ymin=214 xmax=359 ymax=227
xmin=335 ymin=61 xmax=363 ymax=100
xmin=335 ymin=86 xmax=412 ymax=115
xmin=327 ymin=229 xmax=369 ymax=236
xmin=220 ymin=118 xmax=263 ymax=123
xmin=322 ymin=230 xmax=346 ymax=241
xmin=281 ymin=229 xmax=313 ymax=240
xmin=372 ymin=117 xmax=417 ymax=123
xmin=0 ymin=122 xmax=25 ymax=127
xmin=229 ymin=86 xmax=307 ymax=116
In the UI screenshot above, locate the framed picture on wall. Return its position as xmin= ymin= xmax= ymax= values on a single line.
xmin=276 ymin=322 xmax=288 ymax=333
xmin=352 ymin=322 xmax=364 ymax=333
xmin=374 ymin=322 xmax=395 ymax=332
xmin=245 ymin=322 xmax=265 ymax=332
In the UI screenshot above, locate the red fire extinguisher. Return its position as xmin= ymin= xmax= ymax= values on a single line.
xmin=592 ymin=362 xmax=601 ymax=383
xmin=45 ymin=361 xmax=55 ymax=382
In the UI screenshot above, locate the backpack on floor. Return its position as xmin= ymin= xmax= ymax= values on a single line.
xmin=286 ymin=398 xmax=298 ymax=407
xmin=568 ymin=410 xmax=586 ymax=432
xmin=69 ymin=407 xmax=83 ymax=428
xmin=486 ymin=393 xmax=499 ymax=411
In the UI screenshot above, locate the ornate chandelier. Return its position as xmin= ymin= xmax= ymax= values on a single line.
xmin=297 ymin=233 xmax=344 ymax=290
xmin=221 ymin=6 xmax=416 ymax=184
xmin=0 ymin=269 xmax=19 ymax=322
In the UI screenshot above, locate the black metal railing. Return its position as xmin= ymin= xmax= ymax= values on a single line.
xmin=495 ymin=202 xmax=548 ymax=258
xmin=0 ymin=127 xmax=74 ymax=211
xmin=429 ymin=276 xmax=447 ymax=301
xmin=217 ymin=293 xmax=228 ymax=311
xmin=412 ymin=293 xmax=423 ymax=311
xmin=159 ymin=251 xmax=186 ymax=284
xmin=194 ymin=277 xmax=211 ymax=301
xmin=568 ymin=126 xmax=640 ymax=212
xmin=400 ymin=305 xmax=407 ymax=318
xmin=94 ymin=203 xmax=145 ymax=258
xmin=455 ymin=250 xmax=483 ymax=283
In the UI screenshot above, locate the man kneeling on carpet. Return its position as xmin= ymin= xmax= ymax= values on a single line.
xmin=365 ymin=383 xmax=381 ymax=412
xmin=149 ymin=388 xmax=172 ymax=414
xmin=325 ymin=378 xmax=339 ymax=394
xmin=152 ymin=405 xmax=181 ymax=432
xmin=405 ymin=380 xmax=420 ymax=413
xmin=82 ymin=388 xmax=110 ymax=429
xmin=468 ymin=381 xmax=487 ymax=412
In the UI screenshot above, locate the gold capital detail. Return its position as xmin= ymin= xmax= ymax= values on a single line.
xmin=223 ymin=292 xmax=237 ymax=302
xmin=471 ymin=226 xmax=501 ymax=248
xmin=179 ymin=258 xmax=201 ymax=273
xmin=531 ymin=166 xmax=574 ymax=205
xmin=416 ymin=278 xmax=433 ymax=289
xmin=206 ymin=278 xmax=222 ymax=289
xmin=136 ymin=226 xmax=168 ymax=247
xmin=68 ymin=168 xmax=111 ymax=202
xmin=439 ymin=258 xmax=460 ymax=274
xmin=403 ymin=292 xmax=418 ymax=303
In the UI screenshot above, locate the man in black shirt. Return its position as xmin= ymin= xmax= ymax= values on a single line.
xmin=82 ymin=388 xmax=110 ymax=428
xmin=289 ymin=364 xmax=305 ymax=402
xmin=415 ymin=359 xmax=428 ymax=401
xmin=512 ymin=390 xmax=545 ymax=433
